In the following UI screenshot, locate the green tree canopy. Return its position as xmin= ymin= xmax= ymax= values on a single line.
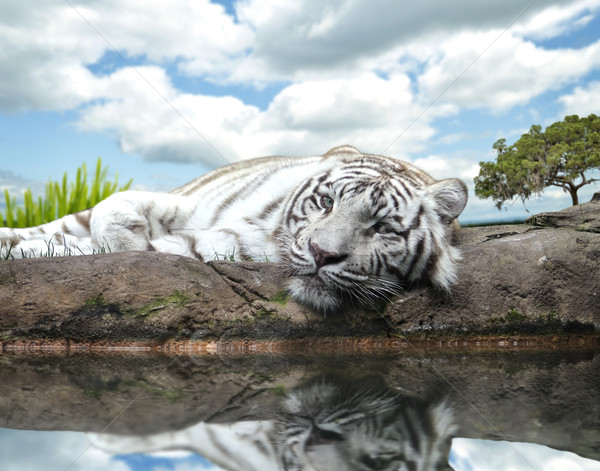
xmin=474 ymin=114 xmax=600 ymax=209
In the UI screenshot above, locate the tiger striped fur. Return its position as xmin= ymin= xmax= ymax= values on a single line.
xmin=91 ymin=377 xmax=457 ymax=471
xmin=0 ymin=145 xmax=468 ymax=311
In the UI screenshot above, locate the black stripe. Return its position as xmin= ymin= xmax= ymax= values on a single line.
xmin=210 ymin=171 xmax=273 ymax=226
xmin=159 ymin=207 xmax=178 ymax=235
xmin=256 ymin=195 xmax=284 ymax=220
xmin=143 ymin=205 xmax=154 ymax=239
xmin=183 ymin=234 xmax=203 ymax=260
xmin=406 ymin=235 xmax=429 ymax=279
xmin=75 ymin=210 xmax=92 ymax=231
xmin=284 ymin=177 xmax=315 ymax=226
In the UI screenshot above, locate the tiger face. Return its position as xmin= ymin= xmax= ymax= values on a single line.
xmin=279 ymin=156 xmax=468 ymax=312
xmin=279 ymin=378 xmax=457 ymax=471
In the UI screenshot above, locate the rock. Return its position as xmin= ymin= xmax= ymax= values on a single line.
xmin=393 ymin=227 xmax=599 ymax=334
xmin=0 ymin=202 xmax=599 ymax=342
xmin=527 ymin=191 xmax=600 ymax=233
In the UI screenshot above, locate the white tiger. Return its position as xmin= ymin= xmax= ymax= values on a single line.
xmin=90 ymin=378 xmax=457 ymax=471
xmin=0 ymin=145 xmax=468 ymax=311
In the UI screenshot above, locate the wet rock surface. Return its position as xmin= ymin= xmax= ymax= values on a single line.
xmin=0 ymin=196 xmax=599 ymax=341
xmin=1 ymin=350 xmax=599 ymax=461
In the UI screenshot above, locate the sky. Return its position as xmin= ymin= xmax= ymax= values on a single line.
xmin=1 ymin=0 xmax=600 ymax=223
xmin=2 ymin=428 xmax=600 ymax=471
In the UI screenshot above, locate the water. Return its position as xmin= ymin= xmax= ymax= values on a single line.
xmin=0 ymin=346 xmax=599 ymax=470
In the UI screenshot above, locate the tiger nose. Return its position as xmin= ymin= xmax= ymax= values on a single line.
xmin=309 ymin=240 xmax=348 ymax=268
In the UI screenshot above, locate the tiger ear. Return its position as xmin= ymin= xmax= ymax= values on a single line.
xmin=426 ymin=179 xmax=468 ymax=224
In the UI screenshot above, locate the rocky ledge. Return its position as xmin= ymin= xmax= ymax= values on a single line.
xmin=1 ymin=194 xmax=599 ymax=344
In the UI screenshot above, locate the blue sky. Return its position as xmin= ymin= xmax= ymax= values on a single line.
xmin=1 ymin=0 xmax=600 ymax=223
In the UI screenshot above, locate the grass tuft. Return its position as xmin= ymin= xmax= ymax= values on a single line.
xmin=1 ymin=158 xmax=132 ymax=228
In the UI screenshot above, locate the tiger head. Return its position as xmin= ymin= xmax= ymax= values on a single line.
xmin=279 ymin=377 xmax=457 ymax=471
xmin=279 ymin=148 xmax=468 ymax=312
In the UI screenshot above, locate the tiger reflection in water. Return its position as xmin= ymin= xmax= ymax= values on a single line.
xmin=91 ymin=376 xmax=456 ymax=471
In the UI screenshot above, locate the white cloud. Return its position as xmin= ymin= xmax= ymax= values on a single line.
xmin=74 ymin=70 xmax=449 ymax=164
xmin=0 ymin=429 xmax=131 ymax=471
xmin=412 ymin=154 xmax=480 ymax=182
xmin=558 ymin=81 xmax=600 ymax=116
xmin=0 ymin=0 xmax=250 ymax=112
xmin=76 ymin=66 xmax=261 ymax=165
xmin=96 ymin=0 xmax=250 ymax=63
xmin=417 ymin=32 xmax=600 ymax=112
xmin=1 ymin=0 xmax=600 ymax=177
xmin=261 ymin=73 xmax=447 ymax=155
xmin=512 ymin=0 xmax=600 ymax=40
xmin=0 ymin=428 xmax=230 ymax=471
xmin=451 ymin=438 xmax=600 ymax=471
xmin=0 ymin=2 xmax=101 ymax=111
xmin=0 ymin=171 xmax=46 ymax=204
xmin=230 ymin=0 xmax=599 ymax=82
xmin=3 ymin=0 xmax=599 ymax=111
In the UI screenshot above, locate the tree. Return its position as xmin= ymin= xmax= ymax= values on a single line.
xmin=474 ymin=114 xmax=600 ymax=209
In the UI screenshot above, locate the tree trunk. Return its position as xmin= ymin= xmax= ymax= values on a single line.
xmin=568 ymin=184 xmax=579 ymax=206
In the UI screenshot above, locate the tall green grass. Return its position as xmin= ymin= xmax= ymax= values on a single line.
xmin=1 ymin=158 xmax=132 ymax=228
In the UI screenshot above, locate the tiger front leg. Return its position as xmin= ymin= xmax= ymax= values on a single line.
xmin=90 ymin=194 xmax=151 ymax=253
xmin=90 ymin=191 xmax=196 ymax=255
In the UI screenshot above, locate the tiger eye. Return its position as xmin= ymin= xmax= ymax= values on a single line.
xmin=320 ymin=195 xmax=334 ymax=209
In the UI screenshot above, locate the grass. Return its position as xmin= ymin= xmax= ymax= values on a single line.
xmin=1 ymin=241 xmax=112 ymax=260
xmin=211 ymin=248 xmax=273 ymax=262
xmin=1 ymin=157 xmax=132 ymax=228
xmin=213 ymin=248 xmax=238 ymax=261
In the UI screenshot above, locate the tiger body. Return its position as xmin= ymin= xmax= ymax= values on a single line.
xmin=91 ymin=378 xmax=457 ymax=471
xmin=0 ymin=145 xmax=468 ymax=311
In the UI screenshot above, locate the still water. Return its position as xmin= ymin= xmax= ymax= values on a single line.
xmin=0 ymin=346 xmax=599 ymax=470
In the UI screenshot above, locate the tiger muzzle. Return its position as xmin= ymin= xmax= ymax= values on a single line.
xmin=309 ymin=240 xmax=349 ymax=269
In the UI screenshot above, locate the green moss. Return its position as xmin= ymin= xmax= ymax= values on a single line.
xmin=85 ymin=295 xmax=109 ymax=307
xmin=253 ymin=309 xmax=270 ymax=319
xmin=253 ymin=308 xmax=288 ymax=322
xmin=83 ymin=388 xmax=103 ymax=400
xmin=123 ymin=378 xmax=184 ymax=403
xmin=0 ymin=330 xmax=15 ymax=341
xmin=84 ymin=294 xmax=122 ymax=313
xmin=129 ymin=290 xmax=191 ymax=318
xmin=162 ymin=389 xmax=185 ymax=404
xmin=269 ymin=384 xmax=287 ymax=397
xmin=505 ymin=308 xmax=527 ymax=322
xmin=269 ymin=290 xmax=290 ymax=305
xmin=485 ymin=308 xmax=580 ymax=335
